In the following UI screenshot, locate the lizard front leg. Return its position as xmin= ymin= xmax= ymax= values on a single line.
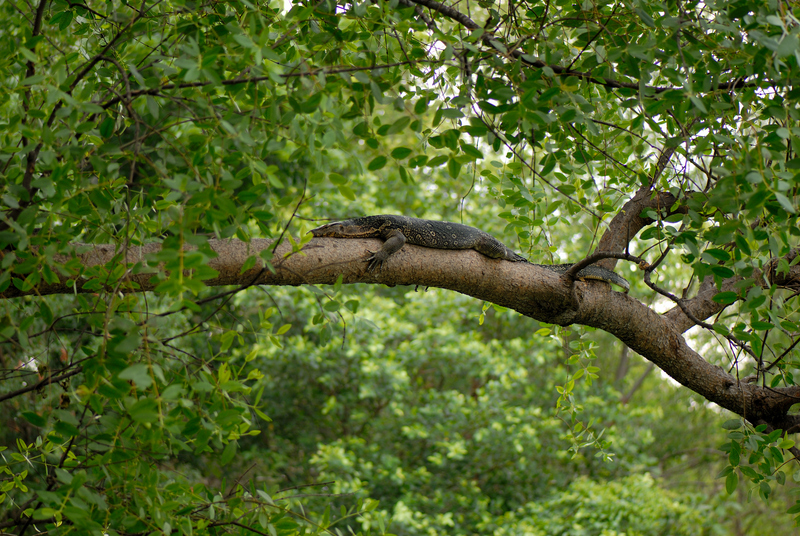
xmin=366 ymin=229 xmax=406 ymax=271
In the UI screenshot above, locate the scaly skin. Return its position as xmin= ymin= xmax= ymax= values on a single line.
xmin=311 ymin=215 xmax=630 ymax=291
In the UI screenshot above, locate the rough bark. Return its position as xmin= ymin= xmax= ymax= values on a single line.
xmin=594 ymin=190 xmax=685 ymax=271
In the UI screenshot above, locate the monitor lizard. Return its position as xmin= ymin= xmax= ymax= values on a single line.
xmin=310 ymin=215 xmax=630 ymax=291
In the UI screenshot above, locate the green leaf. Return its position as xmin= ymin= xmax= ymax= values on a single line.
xmin=725 ymin=471 xmax=738 ymax=494
xmin=99 ymin=117 xmax=115 ymax=137
xmin=459 ymin=142 xmax=483 ymax=160
xmin=721 ymin=419 xmax=742 ymax=430
xmin=440 ymin=108 xmax=464 ymax=119
xmin=391 ymin=147 xmax=413 ymax=159
xmin=338 ymin=185 xmax=356 ymax=200
xmin=300 ymin=93 xmax=323 ymax=113
xmin=704 ymin=249 xmax=730 ymax=262
xmin=447 ymin=157 xmax=461 ymax=178
xmin=20 ymin=74 xmax=45 ymax=86
xmin=740 ymin=466 xmax=759 ymax=479
xmin=427 ymin=155 xmax=448 ymax=167
xmin=111 ymin=334 xmax=142 ymax=356
xmin=21 ymin=412 xmax=47 ymax=427
xmin=634 ymin=8 xmax=655 ymax=27
xmin=220 ymin=440 xmax=237 ymax=465
xmin=53 ymin=420 xmax=78 ymax=437
xmin=759 ymin=481 xmax=771 ymax=500
xmin=240 ymin=255 xmax=258 ymax=274
xmin=118 ymin=364 xmax=153 ymax=389
xmin=128 ymin=398 xmax=159 ymax=423
xmin=368 ymin=156 xmax=387 ymax=171
xmin=777 ymin=35 xmax=799 ymax=58
xmin=689 ymin=96 xmax=707 ymax=113
xmin=386 ymin=116 xmax=411 ymax=135
xmin=712 ymin=291 xmax=738 ymax=304
xmin=775 ymin=192 xmax=796 ymax=213
xmin=39 ymin=302 xmax=53 ymax=324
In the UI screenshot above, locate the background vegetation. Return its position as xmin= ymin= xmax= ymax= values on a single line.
xmin=2 ymin=0 xmax=800 ymax=534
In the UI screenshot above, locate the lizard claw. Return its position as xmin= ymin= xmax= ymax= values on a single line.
xmin=365 ymin=249 xmax=389 ymax=272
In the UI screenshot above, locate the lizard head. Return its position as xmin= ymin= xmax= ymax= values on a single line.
xmin=309 ymin=217 xmax=388 ymax=238
xmin=309 ymin=220 xmax=380 ymax=238
xmin=309 ymin=221 xmax=346 ymax=237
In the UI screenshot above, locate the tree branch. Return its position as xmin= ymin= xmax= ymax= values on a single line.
xmin=100 ymin=61 xmax=437 ymax=110
xmin=0 ymin=367 xmax=83 ymax=404
xmin=4 ymin=237 xmax=800 ymax=427
xmin=593 ymin=191 xmax=686 ymax=271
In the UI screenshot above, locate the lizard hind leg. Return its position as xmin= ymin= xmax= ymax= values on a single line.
xmin=474 ymin=233 xmax=524 ymax=261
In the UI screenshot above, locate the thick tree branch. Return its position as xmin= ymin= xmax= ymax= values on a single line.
xmin=594 ymin=191 xmax=686 ymax=270
xmin=4 ymin=237 xmax=800 ymax=427
xmin=396 ymin=0 xmax=438 ymax=31
xmin=593 ymin=187 xmax=764 ymax=335
xmin=765 ymin=248 xmax=800 ymax=289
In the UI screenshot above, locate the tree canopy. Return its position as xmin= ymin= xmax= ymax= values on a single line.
xmin=3 ymin=0 xmax=800 ymax=534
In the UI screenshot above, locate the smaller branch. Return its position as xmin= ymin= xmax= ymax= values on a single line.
xmin=68 ymin=2 xmax=107 ymax=19
xmin=404 ymin=0 xmax=762 ymax=93
xmin=565 ymin=3 xmax=619 ymax=72
xmin=0 ymin=367 xmax=83 ymax=404
xmin=100 ymin=61 xmax=439 ymax=110
xmin=474 ymin=112 xmax=601 ymax=218
xmin=397 ymin=0 xmax=438 ymax=31
xmin=271 ymin=187 xmax=307 ymax=256
xmin=69 ymin=15 xmax=139 ymax=93
xmin=224 ymin=463 xmax=258 ymax=499
xmin=763 ymin=336 xmax=800 ymax=374
xmin=409 ymin=0 xmax=477 ymax=28
xmin=642 ymin=265 xmax=762 ymax=363
xmin=567 ymin=124 xmax=634 ymax=174
xmin=11 ymin=0 xmax=50 ymax=230
xmin=663 ymin=274 xmax=742 ymax=333
xmin=276 ymin=481 xmax=336 ymax=493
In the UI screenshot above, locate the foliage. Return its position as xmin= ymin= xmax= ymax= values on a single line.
xmin=240 ymin=288 xmax=798 ymax=535
xmin=0 ymin=292 xmax=359 ymax=535
xmin=3 ymin=0 xmax=800 ymax=533
xmin=489 ymin=474 xmax=716 ymax=536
